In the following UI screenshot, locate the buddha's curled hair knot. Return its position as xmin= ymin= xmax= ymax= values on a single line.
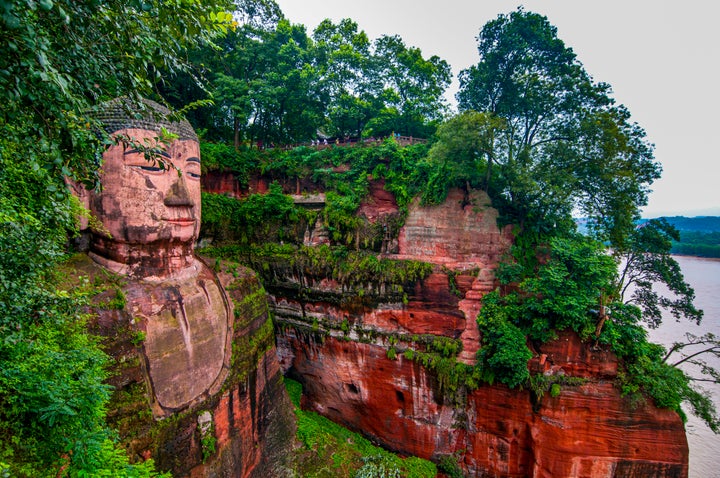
xmin=92 ymin=97 xmax=198 ymax=142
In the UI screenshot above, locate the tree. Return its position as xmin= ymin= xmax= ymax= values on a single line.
xmin=368 ymin=35 xmax=451 ymax=137
xmin=0 ymin=0 xmax=233 ymax=474
xmin=459 ymin=9 xmax=715 ymax=431
xmin=457 ymin=8 xmax=660 ymax=242
xmin=313 ymin=18 xmax=377 ymax=138
xmin=207 ymin=19 xmax=325 ymax=147
xmin=479 ymin=233 xmax=719 ymax=432
xmin=427 ymin=111 xmax=505 ymax=195
xmin=615 ymin=219 xmax=702 ymax=328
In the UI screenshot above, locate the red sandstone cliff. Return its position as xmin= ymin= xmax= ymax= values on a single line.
xmin=273 ymin=186 xmax=687 ymax=477
xmin=202 ymin=172 xmax=689 ymax=476
xmin=278 ymin=331 xmax=686 ymax=477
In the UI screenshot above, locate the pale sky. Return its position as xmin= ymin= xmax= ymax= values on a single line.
xmin=274 ymin=0 xmax=720 ymax=217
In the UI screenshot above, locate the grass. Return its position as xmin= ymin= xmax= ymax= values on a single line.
xmin=285 ymin=378 xmax=436 ymax=478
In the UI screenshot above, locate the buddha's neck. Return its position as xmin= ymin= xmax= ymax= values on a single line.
xmin=89 ymin=237 xmax=196 ymax=280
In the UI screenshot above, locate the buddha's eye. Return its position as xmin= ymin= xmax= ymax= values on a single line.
xmin=186 ymin=171 xmax=201 ymax=180
xmin=138 ymin=165 xmax=165 ymax=172
xmin=129 ymin=164 xmax=166 ymax=175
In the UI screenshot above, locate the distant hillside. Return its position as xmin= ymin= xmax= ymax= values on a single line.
xmin=642 ymin=216 xmax=720 ymax=258
xmin=653 ymin=216 xmax=720 ymax=233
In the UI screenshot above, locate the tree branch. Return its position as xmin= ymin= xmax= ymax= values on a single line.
xmin=672 ymin=346 xmax=720 ymax=367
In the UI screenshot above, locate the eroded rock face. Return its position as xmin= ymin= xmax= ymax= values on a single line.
xmin=279 ymin=331 xmax=688 ymax=478
xmin=397 ymin=188 xmax=513 ymax=269
xmin=358 ymin=178 xmax=399 ymax=222
xmin=266 ymin=187 xmax=687 ymax=477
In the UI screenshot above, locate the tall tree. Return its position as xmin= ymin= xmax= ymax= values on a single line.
xmin=457 ymin=8 xmax=660 ymax=242
xmin=457 ymin=9 xmax=715 ymax=432
xmin=615 ymin=219 xmax=702 ymax=328
xmin=427 ymin=111 xmax=505 ymax=194
xmin=369 ymin=34 xmax=451 ymax=138
xmin=313 ymin=18 xmax=377 ymax=138
xmin=206 ymin=19 xmax=325 ymax=147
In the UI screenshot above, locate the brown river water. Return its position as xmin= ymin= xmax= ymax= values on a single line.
xmin=646 ymin=256 xmax=720 ymax=477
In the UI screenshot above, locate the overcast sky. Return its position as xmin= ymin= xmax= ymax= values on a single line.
xmin=274 ymin=0 xmax=719 ymax=217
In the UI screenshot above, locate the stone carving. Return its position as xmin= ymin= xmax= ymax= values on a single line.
xmin=82 ymin=98 xmax=231 ymax=416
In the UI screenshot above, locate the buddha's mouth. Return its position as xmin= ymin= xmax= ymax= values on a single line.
xmin=165 ymin=218 xmax=196 ymax=226
xmin=164 ymin=207 xmax=195 ymax=226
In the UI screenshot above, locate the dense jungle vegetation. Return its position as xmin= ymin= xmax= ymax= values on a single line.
xmin=0 ymin=1 xmax=717 ymax=477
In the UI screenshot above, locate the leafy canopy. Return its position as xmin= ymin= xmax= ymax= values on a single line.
xmin=454 ymin=8 xmax=659 ymax=243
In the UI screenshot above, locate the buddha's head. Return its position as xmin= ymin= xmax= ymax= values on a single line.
xmin=87 ymin=98 xmax=202 ymax=278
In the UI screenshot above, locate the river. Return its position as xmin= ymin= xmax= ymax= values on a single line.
xmin=645 ymin=255 xmax=720 ymax=478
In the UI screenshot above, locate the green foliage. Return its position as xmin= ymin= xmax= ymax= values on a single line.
xmin=107 ymin=288 xmax=127 ymax=310
xmin=616 ymin=219 xmax=702 ymax=328
xmin=550 ymin=383 xmax=561 ymax=398
xmin=599 ymin=305 xmax=720 ymax=432
xmin=457 ymin=8 xmax=659 ymax=243
xmin=285 ymin=378 xmax=436 ymax=477
xmin=521 ymin=236 xmax=615 ymax=338
xmin=0 ymin=0 xmax=234 ymax=473
xmin=204 ymin=243 xmax=433 ymax=296
xmin=199 ymin=140 xmax=443 ymax=253
xmin=130 ymin=331 xmax=147 ymax=347
xmin=476 ymin=235 xmax=614 ymax=388
xmin=201 ymin=429 xmax=217 ymax=463
xmin=428 ymin=336 xmax=462 ymax=358
xmin=527 ymin=374 xmax=586 ymax=401
xmin=672 ymin=239 xmax=720 ymax=258
xmin=366 ymin=34 xmax=451 ymax=137
xmin=168 ymin=15 xmax=450 ymax=145
xmin=488 ymin=235 xmax=616 ymax=341
xmin=480 ymin=230 xmax=717 ymax=430
xmin=202 ymin=181 xmax=303 ymax=244
xmin=354 ymin=455 xmax=400 ymax=478
xmin=404 ymin=350 xmax=479 ymax=401
xmin=0 ymin=218 xmax=143 ymax=474
xmin=428 ymin=111 xmax=505 ymax=193
xmin=437 ymin=454 xmax=463 ymax=478
xmin=200 ymin=141 xmax=260 ymax=182
xmin=476 ymin=303 xmax=532 ymax=388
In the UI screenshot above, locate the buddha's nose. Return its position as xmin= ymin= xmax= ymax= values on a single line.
xmin=164 ymin=173 xmax=194 ymax=207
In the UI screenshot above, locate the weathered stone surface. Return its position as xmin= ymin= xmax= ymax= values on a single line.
xmin=267 ymin=187 xmax=688 ymax=477
xmin=358 ymin=179 xmax=399 ymax=222
xmin=202 ymin=169 xmax=689 ymax=476
xmin=279 ymin=331 xmax=688 ymax=478
xmin=73 ymin=100 xmax=295 ymax=477
xmin=122 ymin=260 xmax=231 ymax=414
xmin=397 ymin=188 xmax=513 ymax=269
xmin=202 ymin=170 xmax=246 ymax=198
xmin=75 ymin=255 xmax=295 ymax=477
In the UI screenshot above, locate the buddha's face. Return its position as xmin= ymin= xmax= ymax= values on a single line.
xmin=91 ymin=128 xmax=201 ymax=245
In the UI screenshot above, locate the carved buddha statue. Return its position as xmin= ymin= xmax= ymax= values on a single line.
xmin=83 ymin=98 xmax=231 ymax=415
